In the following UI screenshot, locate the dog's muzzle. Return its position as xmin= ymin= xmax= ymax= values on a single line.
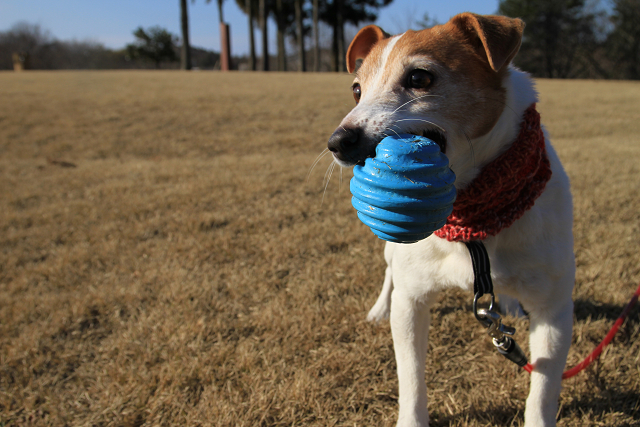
xmin=328 ymin=126 xmax=447 ymax=167
xmin=327 ymin=127 xmax=372 ymax=166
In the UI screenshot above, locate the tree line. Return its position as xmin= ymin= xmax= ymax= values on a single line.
xmin=0 ymin=22 xmax=221 ymax=71
xmin=175 ymin=0 xmax=640 ymax=77
xmin=178 ymin=0 xmax=391 ymax=72
xmin=499 ymin=0 xmax=640 ymax=79
xmin=1 ymin=0 xmax=639 ymax=78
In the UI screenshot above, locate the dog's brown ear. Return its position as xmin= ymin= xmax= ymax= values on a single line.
xmin=449 ymin=13 xmax=525 ymax=72
xmin=346 ymin=25 xmax=390 ymax=74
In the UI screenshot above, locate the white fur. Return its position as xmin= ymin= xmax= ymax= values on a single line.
xmin=345 ymin=67 xmax=575 ymax=427
xmin=366 ymin=33 xmax=404 ymax=92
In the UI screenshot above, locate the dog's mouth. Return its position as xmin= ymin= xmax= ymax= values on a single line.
xmin=420 ymin=129 xmax=447 ymax=154
xmin=354 ymin=128 xmax=447 ymax=167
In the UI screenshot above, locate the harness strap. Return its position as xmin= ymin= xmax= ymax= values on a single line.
xmin=465 ymin=240 xmax=530 ymax=368
xmin=464 ymin=241 xmax=493 ymax=298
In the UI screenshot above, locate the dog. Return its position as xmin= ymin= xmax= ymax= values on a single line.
xmin=327 ymin=13 xmax=575 ymax=427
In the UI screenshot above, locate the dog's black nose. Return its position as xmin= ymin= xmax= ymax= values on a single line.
xmin=328 ymin=127 xmax=359 ymax=160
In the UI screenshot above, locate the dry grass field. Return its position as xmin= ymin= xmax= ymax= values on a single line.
xmin=1 ymin=71 xmax=639 ymax=427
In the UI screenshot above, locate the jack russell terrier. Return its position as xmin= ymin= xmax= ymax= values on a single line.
xmin=327 ymin=13 xmax=575 ymax=427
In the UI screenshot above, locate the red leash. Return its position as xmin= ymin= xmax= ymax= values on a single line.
xmin=523 ymin=282 xmax=640 ymax=380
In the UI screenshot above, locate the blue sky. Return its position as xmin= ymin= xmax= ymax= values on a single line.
xmin=0 ymin=0 xmax=500 ymax=55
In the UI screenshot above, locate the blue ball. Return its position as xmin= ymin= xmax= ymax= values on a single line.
xmin=350 ymin=134 xmax=456 ymax=243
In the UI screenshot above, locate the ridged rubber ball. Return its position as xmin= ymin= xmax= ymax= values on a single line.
xmin=350 ymin=134 xmax=456 ymax=243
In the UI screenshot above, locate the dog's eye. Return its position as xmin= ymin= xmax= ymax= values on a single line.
xmin=352 ymin=83 xmax=362 ymax=104
xmin=408 ymin=69 xmax=433 ymax=89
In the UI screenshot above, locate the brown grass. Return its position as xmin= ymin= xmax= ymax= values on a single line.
xmin=1 ymin=71 xmax=639 ymax=427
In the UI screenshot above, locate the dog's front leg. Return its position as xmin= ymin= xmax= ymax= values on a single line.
xmin=367 ymin=263 xmax=394 ymax=322
xmin=367 ymin=243 xmax=396 ymax=322
xmin=523 ymin=276 xmax=574 ymax=427
xmin=391 ymin=290 xmax=433 ymax=427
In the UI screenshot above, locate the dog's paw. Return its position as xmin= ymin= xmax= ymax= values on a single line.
xmin=366 ymin=303 xmax=390 ymax=323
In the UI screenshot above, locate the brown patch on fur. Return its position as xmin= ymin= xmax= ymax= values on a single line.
xmin=346 ymin=25 xmax=389 ymax=74
xmin=450 ymin=13 xmax=525 ymax=72
xmin=347 ymin=13 xmax=525 ymax=140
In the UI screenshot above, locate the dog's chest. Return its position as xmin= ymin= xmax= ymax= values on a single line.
xmin=389 ymin=237 xmax=475 ymax=296
xmin=388 ymin=231 xmax=537 ymax=299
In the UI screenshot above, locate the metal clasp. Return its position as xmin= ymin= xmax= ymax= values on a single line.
xmin=472 ymin=292 xmax=495 ymax=326
xmin=473 ymin=292 xmax=516 ymax=341
xmin=472 ymin=291 xmax=529 ymax=367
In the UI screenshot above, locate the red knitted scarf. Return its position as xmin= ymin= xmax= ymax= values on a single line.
xmin=434 ymin=104 xmax=552 ymax=242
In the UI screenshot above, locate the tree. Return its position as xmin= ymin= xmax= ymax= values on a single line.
xmin=0 ymin=23 xmax=132 ymax=70
xmin=606 ymin=0 xmax=640 ymax=79
xmin=268 ymin=0 xmax=300 ymax=72
xmin=260 ymin=0 xmax=269 ymax=70
xmin=275 ymin=0 xmax=307 ymax=71
xmin=320 ymin=0 xmax=392 ymax=72
xmin=295 ymin=0 xmax=306 ymax=71
xmin=276 ymin=0 xmax=287 ymax=70
xmin=236 ymin=0 xmax=307 ymax=71
xmin=215 ymin=0 xmax=226 ymax=23
xmin=416 ymin=12 xmax=439 ymax=29
xmin=247 ymin=0 xmax=258 ymax=70
xmin=235 ymin=0 xmax=258 ymax=70
xmin=180 ymin=0 xmax=192 ymax=69
xmin=498 ymin=0 xmax=600 ymax=78
xmin=126 ymin=26 xmax=179 ymax=68
xmin=335 ymin=0 xmax=344 ymax=71
xmin=0 ymin=22 xmax=49 ymax=56
xmin=313 ymin=0 xmax=320 ymax=71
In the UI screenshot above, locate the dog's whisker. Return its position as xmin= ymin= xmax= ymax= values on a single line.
xmin=307 ymin=148 xmax=331 ymax=182
xmin=322 ymin=161 xmax=336 ymax=205
xmin=392 ymin=94 xmax=443 ymax=114
xmin=322 ymin=159 xmax=333 ymax=187
xmin=479 ymin=96 xmax=519 ymax=118
xmin=311 ymin=147 xmax=329 ymax=166
xmin=393 ymin=118 xmax=446 ymax=134
xmin=462 ymin=130 xmax=475 ymax=167
xmin=385 ymin=126 xmax=403 ymax=139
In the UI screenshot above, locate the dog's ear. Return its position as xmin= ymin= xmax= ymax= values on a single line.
xmin=346 ymin=25 xmax=390 ymax=74
xmin=449 ymin=13 xmax=525 ymax=72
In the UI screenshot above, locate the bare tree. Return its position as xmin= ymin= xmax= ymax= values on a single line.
xmin=276 ymin=0 xmax=287 ymax=70
xmin=313 ymin=0 xmax=320 ymax=71
xmin=247 ymin=0 xmax=257 ymax=70
xmin=320 ymin=0 xmax=391 ymax=72
xmin=180 ymin=0 xmax=192 ymax=70
xmin=216 ymin=0 xmax=225 ymax=22
xmin=260 ymin=0 xmax=269 ymax=70
xmin=335 ymin=0 xmax=344 ymax=71
xmin=295 ymin=0 xmax=306 ymax=71
xmin=235 ymin=0 xmax=258 ymax=70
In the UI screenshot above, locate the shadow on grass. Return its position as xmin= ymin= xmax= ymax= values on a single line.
xmin=432 ymin=295 xmax=640 ymax=325
xmin=573 ymin=298 xmax=640 ymax=324
xmin=429 ymin=404 xmax=524 ymax=427
xmin=559 ymin=389 xmax=640 ymax=425
xmin=428 ymin=388 xmax=640 ymax=426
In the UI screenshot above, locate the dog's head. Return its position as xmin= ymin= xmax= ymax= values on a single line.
xmin=328 ymin=13 xmax=525 ymax=178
